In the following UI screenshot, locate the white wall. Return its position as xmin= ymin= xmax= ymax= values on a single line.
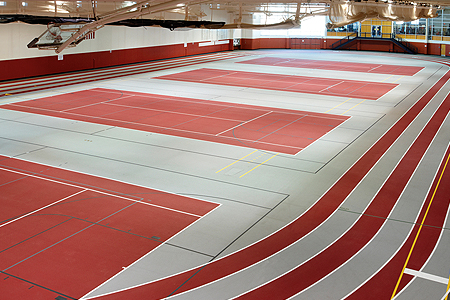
xmin=0 ymin=4 xmax=235 ymax=61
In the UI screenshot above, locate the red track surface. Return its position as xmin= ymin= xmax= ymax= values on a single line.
xmin=239 ymin=57 xmax=424 ymax=76
xmin=236 ymin=80 xmax=450 ymax=299
xmin=1 ymin=88 xmax=348 ymax=155
xmin=0 ymin=156 xmax=218 ymax=299
xmin=346 ymin=145 xmax=450 ymax=299
xmin=156 ymin=68 xmax=397 ymax=100
xmin=85 ymin=71 xmax=450 ymax=299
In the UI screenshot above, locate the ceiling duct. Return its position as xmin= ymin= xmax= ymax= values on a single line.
xmin=327 ymin=1 xmax=439 ymax=28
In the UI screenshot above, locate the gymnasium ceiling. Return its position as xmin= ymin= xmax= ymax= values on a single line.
xmin=0 ymin=0 xmax=448 ymax=21
xmin=0 ymin=0 xmax=447 ymax=52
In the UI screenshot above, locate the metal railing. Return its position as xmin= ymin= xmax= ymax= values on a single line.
xmin=392 ymin=34 xmax=418 ymax=54
xmin=331 ymin=32 xmax=417 ymax=54
xmin=331 ymin=32 xmax=358 ymax=49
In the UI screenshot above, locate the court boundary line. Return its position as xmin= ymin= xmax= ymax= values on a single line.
xmin=0 ymin=166 xmax=204 ymax=218
xmin=4 ymin=103 xmax=314 ymax=153
xmin=74 ymin=88 xmax=351 ymax=121
xmin=0 ymin=189 xmax=86 ymax=228
xmin=215 ymin=111 xmax=273 ymax=136
xmin=60 ymin=95 xmax=135 ymax=112
xmin=238 ymin=57 xmax=423 ymax=76
xmin=80 ymin=201 xmax=222 ymax=300
xmin=158 ymin=68 xmax=395 ymax=101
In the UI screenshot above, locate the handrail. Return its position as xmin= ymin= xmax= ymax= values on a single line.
xmin=392 ymin=34 xmax=418 ymax=54
xmin=331 ymin=32 xmax=358 ymax=49
xmin=332 ymin=32 xmax=417 ymax=54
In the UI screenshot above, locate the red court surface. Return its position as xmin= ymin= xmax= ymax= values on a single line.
xmin=80 ymin=70 xmax=450 ymax=300
xmin=0 ymin=156 xmax=219 ymax=299
xmin=238 ymin=57 xmax=424 ymax=76
xmin=1 ymin=88 xmax=349 ymax=155
xmin=156 ymin=68 xmax=398 ymax=100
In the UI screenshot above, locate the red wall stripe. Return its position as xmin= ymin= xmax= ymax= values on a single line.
xmin=0 ymin=40 xmax=233 ymax=82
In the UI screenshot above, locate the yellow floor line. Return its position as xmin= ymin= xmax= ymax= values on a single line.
xmin=325 ymin=98 xmax=352 ymax=113
xmin=445 ymin=275 xmax=450 ymax=300
xmin=391 ymin=152 xmax=450 ymax=299
xmin=392 ymin=76 xmax=405 ymax=83
xmin=381 ymin=75 xmax=394 ymax=82
xmin=239 ymin=153 xmax=279 ymax=178
xmin=216 ymin=150 xmax=258 ymax=174
xmin=341 ymin=99 xmax=366 ymax=115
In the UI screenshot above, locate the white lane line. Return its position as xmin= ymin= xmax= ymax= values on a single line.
xmin=0 ymin=189 xmax=86 ymax=228
xmin=404 ymin=268 xmax=449 ymax=284
xmin=441 ymin=286 xmax=450 ymax=300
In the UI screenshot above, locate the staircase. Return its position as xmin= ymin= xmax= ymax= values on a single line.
xmin=331 ymin=32 xmax=417 ymax=54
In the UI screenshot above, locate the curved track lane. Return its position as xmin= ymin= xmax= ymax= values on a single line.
xmin=234 ymin=79 xmax=450 ymax=300
xmin=83 ymin=61 xmax=450 ymax=300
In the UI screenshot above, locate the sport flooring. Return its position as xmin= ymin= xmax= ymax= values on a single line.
xmin=0 ymin=49 xmax=450 ymax=300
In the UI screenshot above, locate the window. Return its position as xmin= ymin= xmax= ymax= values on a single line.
xmin=289 ymin=16 xmax=326 ymax=37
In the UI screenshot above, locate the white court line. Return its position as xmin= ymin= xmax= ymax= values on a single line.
xmin=60 ymin=95 xmax=135 ymax=112
xmin=0 ymin=189 xmax=86 ymax=228
xmin=367 ymin=65 xmax=383 ymax=72
xmin=404 ymin=268 xmax=449 ymax=285
xmin=198 ymin=70 xmax=241 ymax=82
xmin=105 ymin=102 xmax=246 ymax=123
xmin=215 ymin=111 xmax=273 ymax=136
xmin=8 ymin=89 xmax=349 ymax=121
xmin=318 ymin=81 xmax=345 ymax=93
xmin=4 ymin=104 xmax=304 ymax=152
xmin=0 ymin=166 xmax=203 ymax=218
xmin=80 ymin=202 xmax=222 ymax=300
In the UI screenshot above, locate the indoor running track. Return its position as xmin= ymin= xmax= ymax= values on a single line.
xmin=1 ymin=50 xmax=449 ymax=300
xmin=0 ymin=156 xmax=219 ymax=299
xmin=79 ymin=65 xmax=450 ymax=299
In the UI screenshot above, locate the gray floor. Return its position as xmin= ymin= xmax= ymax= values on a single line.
xmin=1 ymin=49 xmax=449 ymax=299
